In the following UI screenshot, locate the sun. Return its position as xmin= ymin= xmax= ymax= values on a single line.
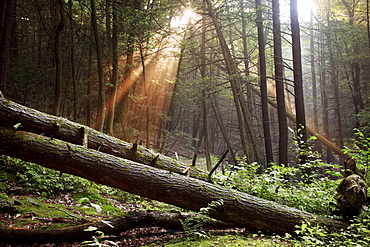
xmin=297 ymin=0 xmax=315 ymax=23
xmin=170 ymin=8 xmax=198 ymax=28
xmin=279 ymin=0 xmax=316 ymax=23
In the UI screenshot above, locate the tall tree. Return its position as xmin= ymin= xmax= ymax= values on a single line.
xmin=326 ymin=0 xmax=344 ymax=150
xmin=0 ymin=0 xmax=15 ymax=96
xmin=256 ymin=0 xmax=273 ymax=165
xmin=290 ymin=0 xmax=307 ymax=162
xmin=91 ymin=0 xmax=106 ymax=131
xmin=200 ymin=15 xmax=212 ymax=171
xmin=68 ymin=0 xmax=77 ymax=120
xmin=310 ymin=11 xmax=319 ymax=134
xmin=272 ymin=0 xmax=288 ymax=165
xmin=106 ymin=0 xmax=119 ymax=136
xmin=52 ymin=0 xmax=66 ymax=116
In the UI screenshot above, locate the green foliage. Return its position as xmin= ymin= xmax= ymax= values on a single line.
xmin=0 ymin=155 xmax=90 ymax=197
xmin=81 ymin=221 xmax=118 ymax=247
xmin=180 ymin=199 xmax=224 ymax=239
xmin=295 ymin=212 xmax=370 ymax=246
xmin=343 ymin=129 xmax=370 ymax=184
xmin=225 ymin=162 xmax=339 ymax=215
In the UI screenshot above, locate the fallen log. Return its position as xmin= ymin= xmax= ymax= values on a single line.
xmin=0 ymin=211 xmax=233 ymax=243
xmin=0 ymin=97 xmax=209 ymax=181
xmin=0 ymin=127 xmax=348 ymax=235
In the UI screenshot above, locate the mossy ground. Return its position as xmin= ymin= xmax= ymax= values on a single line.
xmin=148 ymin=233 xmax=298 ymax=246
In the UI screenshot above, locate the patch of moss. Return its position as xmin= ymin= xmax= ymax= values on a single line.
xmin=163 ymin=234 xmax=295 ymax=247
xmin=72 ymin=191 xmax=111 ymax=205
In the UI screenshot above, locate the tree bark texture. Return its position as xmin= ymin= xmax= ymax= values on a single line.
xmin=272 ymin=0 xmax=288 ymax=166
xmin=0 ymin=0 xmax=15 ymax=95
xmin=52 ymin=0 xmax=66 ymax=116
xmin=0 ymin=211 xmax=232 ymax=243
xmin=0 ymin=126 xmax=348 ymax=235
xmin=290 ymin=0 xmax=308 ymax=162
xmin=90 ymin=0 xmax=106 ymax=131
xmin=256 ymin=0 xmax=274 ymax=165
xmin=0 ymin=97 xmax=210 ymax=182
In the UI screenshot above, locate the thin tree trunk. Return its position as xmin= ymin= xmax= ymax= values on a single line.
xmin=86 ymin=47 xmax=93 ymax=127
xmin=211 ymin=96 xmax=238 ymax=165
xmin=0 ymin=127 xmax=348 ymax=236
xmin=320 ymin=41 xmax=331 ymax=163
xmin=106 ymin=0 xmax=118 ymax=136
xmin=240 ymin=0 xmax=253 ymax=113
xmin=200 ymin=15 xmax=212 ymax=171
xmin=91 ymin=0 xmax=106 ymax=131
xmin=52 ymin=0 xmax=66 ymax=116
xmin=0 ymin=0 xmax=15 ymax=96
xmin=69 ymin=0 xmax=77 ymax=120
xmin=139 ymin=42 xmax=150 ymax=147
xmin=256 ymin=0 xmax=273 ymax=166
xmin=272 ymin=0 xmax=288 ymax=165
xmin=290 ymin=0 xmax=307 ymax=163
xmin=310 ymin=11 xmax=319 ymax=134
xmin=326 ymin=1 xmax=343 ymax=150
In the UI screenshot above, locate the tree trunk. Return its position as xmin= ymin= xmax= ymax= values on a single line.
xmin=290 ymin=0 xmax=307 ymax=163
xmin=106 ymin=0 xmax=118 ymax=136
xmin=68 ymin=0 xmax=77 ymax=120
xmin=310 ymin=11 xmax=319 ymax=134
xmin=200 ymin=15 xmax=212 ymax=171
xmin=0 ymin=127 xmax=348 ymax=235
xmin=256 ymin=0 xmax=274 ymax=166
xmin=91 ymin=0 xmax=106 ymax=131
xmin=326 ymin=2 xmax=344 ymax=150
xmin=271 ymin=0 xmax=288 ymax=165
xmin=0 ymin=211 xmax=232 ymax=243
xmin=0 ymin=0 xmax=15 ymax=96
xmin=210 ymin=96 xmax=238 ymax=165
xmin=320 ymin=45 xmax=331 ymax=163
xmin=0 ymin=97 xmax=210 ymax=182
xmin=52 ymin=0 xmax=66 ymax=116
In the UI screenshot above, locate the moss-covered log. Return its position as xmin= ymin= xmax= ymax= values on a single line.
xmin=0 ymin=211 xmax=232 ymax=243
xmin=0 ymin=97 xmax=209 ymax=181
xmin=0 ymin=128 xmax=348 ymax=235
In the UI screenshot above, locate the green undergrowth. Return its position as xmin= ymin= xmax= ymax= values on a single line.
xmin=0 ymin=155 xmax=181 ymax=232
xmin=1 ymin=129 xmax=370 ymax=246
xmin=161 ymin=234 xmax=295 ymax=247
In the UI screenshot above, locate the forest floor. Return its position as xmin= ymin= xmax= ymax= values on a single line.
xmin=0 ymin=189 xmax=296 ymax=246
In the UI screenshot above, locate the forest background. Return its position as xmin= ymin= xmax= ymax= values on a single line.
xmin=1 ymin=0 xmax=370 ymax=245
xmin=1 ymin=0 xmax=369 ymax=169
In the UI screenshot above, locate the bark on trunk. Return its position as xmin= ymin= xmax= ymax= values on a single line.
xmin=0 ymin=211 xmax=232 ymax=243
xmin=0 ymin=97 xmax=210 ymax=181
xmin=0 ymin=127 xmax=348 ymax=235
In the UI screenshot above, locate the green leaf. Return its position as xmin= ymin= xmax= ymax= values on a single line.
xmin=84 ymin=226 xmax=98 ymax=232
xmin=90 ymin=202 xmax=102 ymax=213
